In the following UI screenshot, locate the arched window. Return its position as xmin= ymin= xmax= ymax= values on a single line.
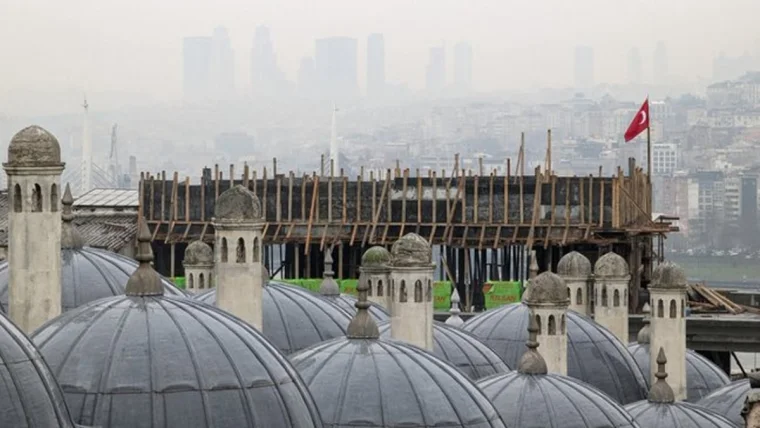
xmin=377 ymin=280 xmax=384 ymax=296
xmin=669 ymin=299 xmax=677 ymax=319
xmin=199 ymin=273 xmax=205 ymax=289
xmin=221 ymin=238 xmax=228 ymax=263
xmin=253 ymin=237 xmax=260 ymax=262
xmin=50 ymin=184 xmax=58 ymax=212
xmin=548 ymin=315 xmax=556 ymax=335
xmin=681 ymin=299 xmax=685 ymax=317
xmin=613 ymin=289 xmax=620 ymax=307
xmin=236 ymin=238 xmax=246 ymax=263
xmin=32 ymin=183 xmax=42 ymax=212
xmin=567 ymin=287 xmax=571 ymax=299
xmin=576 ymin=288 xmax=583 ymax=305
xmin=536 ymin=315 xmax=542 ymax=335
xmin=13 ymin=184 xmax=21 ymax=213
xmin=414 ymin=280 xmax=423 ymax=302
xmin=188 ymin=274 xmax=194 ymax=290
xmin=624 ymin=288 xmax=629 ymax=306
xmin=400 ymin=280 xmax=407 ymax=303
xmin=601 ymin=286 xmax=608 ymax=307
xmin=367 ymin=279 xmax=373 ymax=296
xmin=560 ymin=314 xmax=566 ymax=334
xmin=426 ymin=284 xmax=432 ymax=302
xmin=657 ymin=299 xmax=664 ymax=318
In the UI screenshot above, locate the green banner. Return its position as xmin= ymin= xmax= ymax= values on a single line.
xmin=434 ymin=281 xmax=452 ymax=310
xmin=172 ymin=277 xmax=186 ymax=289
xmin=483 ymin=281 xmax=522 ymax=309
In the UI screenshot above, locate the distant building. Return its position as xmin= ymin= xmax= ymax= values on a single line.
xmin=210 ymin=27 xmax=235 ymax=99
xmin=183 ymin=37 xmax=213 ymax=101
xmin=298 ymin=57 xmax=316 ymax=96
xmin=251 ymin=26 xmax=284 ymax=96
xmin=454 ymin=42 xmax=473 ymax=91
xmin=628 ymin=48 xmax=642 ymax=84
xmin=366 ymin=34 xmax=386 ymax=98
xmin=651 ymin=143 xmax=679 ymax=175
xmin=574 ymin=46 xmax=594 ymax=89
xmin=426 ymin=46 xmax=446 ymax=93
xmin=315 ymin=37 xmax=359 ymax=99
xmin=653 ymin=41 xmax=668 ymax=85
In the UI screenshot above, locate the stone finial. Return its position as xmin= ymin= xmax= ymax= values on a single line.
xmin=524 ymin=272 xmax=569 ymax=305
xmin=6 ymin=125 xmax=63 ymax=167
xmin=445 ymin=288 xmax=464 ymax=327
xmin=319 ymin=248 xmax=340 ymax=296
xmin=184 ymin=240 xmax=213 ymax=266
xmin=557 ymin=251 xmax=592 ymax=278
xmin=529 ymin=250 xmax=539 ymax=280
xmin=637 ymin=302 xmax=651 ymax=344
xmin=518 ymin=313 xmax=548 ymax=375
xmin=214 ymin=185 xmax=263 ymax=221
xmin=651 ymin=261 xmax=688 ymax=290
xmin=346 ymin=263 xmax=380 ymax=339
xmin=60 ymin=183 xmax=85 ymax=249
xmin=361 ymin=246 xmax=392 ymax=268
xmin=391 ymin=233 xmax=432 ymax=267
xmin=125 ymin=219 xmax=164 ymax=297
xmin=594 ymin=252 xmax=630 ymax=278
xmin=648 ymin=347 xmax=675 ymax=403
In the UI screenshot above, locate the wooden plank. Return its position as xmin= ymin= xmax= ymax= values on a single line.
xmin=305 ymin=175 xmax=320 ymax=255
xmin=320 ymin=224 xmax=329 ymax=251
xmin=184 ymin=177 xmax=190 ymax=222
xmin=171 ymin=172 xmax=178 ymax=222
xmin=461 ymin=169 xmax=467 ymax=224
xmin=181 ymin=223 xmax=191 ymax=240
xmin=400 ymin=169 xmax=408 ymax=238
xmin=493 ymin=225 xmax=502 ymax=249
xmin=356 ymin=173 xmax=362 ymax=222
xmin=511 ymin=225 xmax=520 ymax=244
xmin=301 ymin=174 xmax=307 ymax=220
xmin=275 ymin=176 xmax=282 ymax=223
xmin=579 ymin=176 xmax=585 ymax=224
xmin=369 ymin=172 xmax=391 ymax=243
xmin=200 ymin=172 xmax=206 ymax=222
xmin=460 ymin=225 xmax=469 ymax=247
xmin=562 ymin=176 xmax=571 ymax=245
xmin=328 ymin=172 xmax=333 ymax=222
xmin=417 ymin=171 xmax=422 ymax=224
xmin=489 ymin=172 xmax=494 ymax=223
xmin=349 ymin=224 xmax=359 ymax=246
xmin=525 ymin=167 xmax=543 ymax=251
xmin=151 ymin=221 xmax=162 ymax=241
xmin=199 ymin=222 xmax=209 ymax=241
xmin=599 ymin=177 xmax=605 ymax=227
xmin=432 ymin=171 xmax=437 ymax=223
xmin=243 ymin=163 xmax=250 ymax=188
xmin=505 ymin=161 xmax=510 ymax=224
xmin=286 ymin=222 xmax=296 ymax=240
xmin=544 ymin=174 xmax=555 ymax=248
xmin=428 ymin=224 xmax=437 ymax=244
xmin=473 ymin=173 xmax=479 ymax=223
xmin=588 ymin=174 xmax=593 ymax=224
xmin=160 ymin=171 xmax=166 ymax=222
xmin=214 ymin=164 xmax=220 ymax=200
xmin=164 ymin=222 xmax=175 ymax=244
xmin=272 ymin=224 xmax=283 ymax=240
xmin=342 ymin=176 xmax=347 ymax=224
xmin=444 ymin=176 xmax=464 ymax=244
xmin=478 ymin=224 xmax=487 ymax=250
xmin=262 ymin=167 xmax=268 ymax=222
xmin=519 ymin=172 xmax=524 ymax=223
xmin=288 ymin=172 xmax=293 ymax=222
xmin=252 ymin=170 xmax=257 ymax=196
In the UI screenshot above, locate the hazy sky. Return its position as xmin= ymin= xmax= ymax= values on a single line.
xmin=1 ymin=0 xmax=759 ymax=112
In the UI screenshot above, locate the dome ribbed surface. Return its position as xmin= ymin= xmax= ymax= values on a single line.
xmin=696 ymin=379 xmax=749 ymax=427
xmin=0 ymin=313 xmax=77 ymax=427
xmin=625 ymin=400 xmax=737 ymax=427
xmin=378 ymin=321 xmax=510 ymax=380
xmin=196 ymin=280 xmax=352 ymax=355
xmin=0 ymin=247 xmax=187 ymax=313
xmin=31 ymin=296 xmax=323 ymax=428
xmin=627 ymin=343 xmax=730 ymax=402
xmin=463 ymin=303 xmax=648 ymax=404
xmin=323 ymin=293 xmax=390 ymax=322
xmin=478 ymin=371 xmax=640 ymax=428
xmin=290 ymin=337 xmax=507 ymax=428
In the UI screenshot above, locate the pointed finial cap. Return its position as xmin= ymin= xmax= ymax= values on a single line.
xmin=518 ymin=314 xmax=548 ymax=375
xmin=319 ymin=249 xmax=340 ymax=296
xmin=445 ymin=288 xmax=464 ymax=327
xmin=60 ymin=183 xmax=85 ymax=249
xmin=346 ymin=263 xmax=379 ymax=339
xmin=637 ymin=302 xmax=651 ymax=344
xmin=529 ymin=250 xmax=539 ymax=279
xmin=648 ymin=347 xmax=675 ymax=403
xmin=125 ymin=218 xmax=164 ymax=297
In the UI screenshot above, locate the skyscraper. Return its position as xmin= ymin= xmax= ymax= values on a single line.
xmin=653 ymin=41 xmax=668 ymax=85
xmin=366 ymin=33 xmax=386 ymax=98
xmin=453 ymin=41 xmax=473 ymax=91
xmin=210 ymin=26 xmax=235 ymax=99
xmin=183 ymin=36 xmax=213 ymax=101
xmin=628 ymin=47 xmax=642 ymax=84
xmin=315 ymin=37 xmax=358 ymax=99
xmin=574 ymin=46 xmax=594 ymax=89
xmin=251 ymin=26 xmax=284 ymax=95
xmin=426 ymin=46 xmax=446 ymax=93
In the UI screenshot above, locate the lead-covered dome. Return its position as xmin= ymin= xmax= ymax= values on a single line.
xmin=651 ymin=261 xmax=688 ymax=290
xmin=378 ymin=321 xmax=510 ymax=380
xmin=6 ymin=125 xmax=62 ymax=166
xmin=697 ymin=380 xmax=749 ymax=427
xmin=214 ymin=184 xmax=262 ymax=221
xmin=595 ymin=252 xmax=630 ymax=277
xmin=196 ymin=280 xmax=352 ymax=355
xmin=325 ymin=293 xmax=390 ymax=321
xmin=184 ymin=240 xmax=213 ymax=265
xmin=463 ymin=302 xmax=648 ymax=404
xmin=557 ymin=251 xmax=592 ymax=278
xmin=524 ymin=271 xmax=568 ymax=304
xmin=361 ymin=245 xmax=392 ymax=267
xmin=391 ymin=233 xmax=432 ymax=266
xmin=0 ymin=313 xmax=78 ymax=427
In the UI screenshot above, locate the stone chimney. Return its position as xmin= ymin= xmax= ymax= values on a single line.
xmin=593 ymin=252 xmax=631 ymax=344
xmin=524 ymin=271 xmax=569 ymax=375
xmin=649 ymin=261 xmax=687 ymax=400
xmin=359 ymin=246 xmax=392 ymax=310
xmin=183 ymin=240 xmax=214 ymax=294
xmin=557 ymin=251 xmax=592 ymax=316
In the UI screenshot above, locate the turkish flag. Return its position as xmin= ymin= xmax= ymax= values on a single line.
xmin=624 ymin=98 xmax=649 ymax=142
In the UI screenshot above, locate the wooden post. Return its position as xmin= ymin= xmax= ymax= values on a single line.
xmin=262 ymin=167 xmax=268 ymax=221
xmin=160 ymin=171 xmax=166 ymax=222
xmin=288 ymin=172 xmax=293 ymax=221
xmin=184 ymin=177 xmax=190 ymax=222
xmin=229 ymin=164 xmax=234 ymax=188
xmin=243 ymin=162 xmax=250 ymax=188
xmin=214 ymin=164 xmax=220 ymax=200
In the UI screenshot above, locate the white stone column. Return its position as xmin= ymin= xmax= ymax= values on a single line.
xmin=524 ymin=271 xmax=569 ymax=375
xmin=4 ymin=126 xmax=64 ymax=333
xmin=593 ymin=252 xmax=631 ymax=344
xmin=649 ymin=261 xmax=688 ymax=401
xmin=359 ymin=246 xmax=392 ymax=310
xmin=183 ymin=240 xmax=214 ymax=294
xmin=557 ymin=251 xmax=592 ymax=316
xmin=213 ymin=185 xmax=265 ymax=330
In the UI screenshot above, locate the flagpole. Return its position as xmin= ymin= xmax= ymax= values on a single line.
xmin=646 ymin=96 xmax=651 ymax=180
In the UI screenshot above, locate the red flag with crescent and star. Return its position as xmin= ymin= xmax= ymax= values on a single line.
xmin=624 ymin=98 xmax=649 ymax=142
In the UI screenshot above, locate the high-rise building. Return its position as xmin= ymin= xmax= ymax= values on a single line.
xmin=251 ymin=26 xmax=284 ymax=95
xmin=426 ymin=46 xmax=446 ymax=93
xmin=653 ymin=41 xmax=668 ymax=85
xmin=315 ymin=37 xmax=359 ymax=99
xmin=628 ymin=47 xmax=642 ymax=84
xmin=210 ymin=26 xmax=235 ymax=99
xmin=183 ymin=37 xmax=213 ymax=101
xmin=366 ymin=33 xmax=386 ymax=98
xmin=454 ymin=41 xmax=473 ymax=91
xmin=574 ymin=46 xmax=594 ymax=89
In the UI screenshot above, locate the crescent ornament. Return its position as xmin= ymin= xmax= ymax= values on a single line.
xmin=639 ymin=111 xmax=647 ymax=125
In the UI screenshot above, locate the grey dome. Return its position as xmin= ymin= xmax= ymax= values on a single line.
xmin=290 ymin=337 xmax=507 ymax=428
xmin=378 ymin=321 xmax=511 ymax=380
xmin=524 ymin=271 xmax=568 ymax=304
xmin=625 ymin=400 xmax=737 ymax=427
xmin=323 ymin=293 xmax=390 ymax=322
xmin=214 ymin=184 xmax=262 ymax=221
xmin=6 ymin=125 xmax=62 ymax=166
xmin=595 ymin=252 xmax=630 ymax=277
xmin=463 ymin=303 xmax=649 ymax=404
xmin=391 ymin=233 xmax=432 ymax=267
xmin=697 ymin=379 xmax=749 ymax=427
xmin=32 ymin=296 xmax=323 ymax=428
xmin=183 ymin=240 xmax=213 ymax=265
xmin=0 ymin=312 xmax=78 ymax=427
xmin=361 ymin=246 xmax=392 ymax=267
xmin=196 ymin=280 xmax=352 ymax=355
xmin=651 ymin=261 xmax=688 ymax=290
xmin=557 ymin=251 xmax=592 ymax=278
xmin=478 ymin=371 xmax=640 ymax=428
xmin=628 ymin=343 xmax=730 ymax=402
xmin=0 ymin=247 xmax=186 ymax=313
